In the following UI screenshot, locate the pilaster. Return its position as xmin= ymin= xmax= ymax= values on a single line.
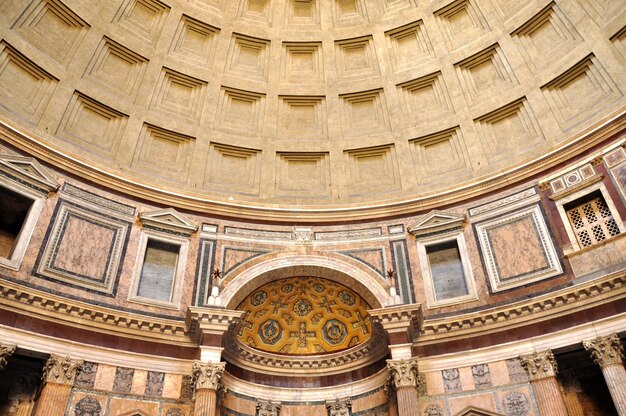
xmin=34 ymin=355 xmax=84 ymax=416
xmin=519 ymin=350 xmax=567 ymax=416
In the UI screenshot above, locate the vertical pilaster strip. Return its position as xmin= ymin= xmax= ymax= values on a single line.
xmin=520 ymin=350 xmax=568 ymax=416
xmin=33 ymin=355 xmax=83 ymax=416
xmin=584 ymin=334 xmax=626 ymax=415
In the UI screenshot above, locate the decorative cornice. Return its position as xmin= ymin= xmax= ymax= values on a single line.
xmin=186 ymin=306 xmax=243 ymax=342
xmin=0 ymin=109 xmax=623 ymax=223
xmin=0 ymin=343 xmax=16 ymax=371
xmin=519 ymin=350 xmax=557 ymax=380
xmin=0 ymin=154 xmax=59 ymax=196
xmin=407 ymin=210 xmax=466 ymax=237
xmin=369 ymin=304 xmax=422 ymax=342
xmin=256 ymin=399 xmax=281 ymax=416
xmin=42 ymin=355 xmax=84 ymax=385
xmin=387 ymin=357 xmax=420 ymax=388
xmin=0 ymin=280 xmax=191 ymax=342
xmin=326 ymin=398 xmax=352 ymax=416
xmin=192 ymin=361 xmax=225 ymax=391
xmin=583 ymin=334 xmax=625 ymax=367
xmin=418 ymin=270 xmax=626 ymax=341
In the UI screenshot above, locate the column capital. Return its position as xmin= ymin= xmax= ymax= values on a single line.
xmin=583 ymin=334 xmax=624 ymax=367
xmin=42 ymin=355 xmax=84 ymax=385
xmin=519 ymin=350 xmax=557 ymax=380
xmin=256 ymin=399 xmax=281 ymax=416
xmin=0 ymin=344 xmax=16 ymax=371
xmin=326 ymin=398 xmax=351 ymax=416
xmin=192 ymin=361 xmax=225 ymax=391
xmin=387 ymin=357 xmax=420 ymax=388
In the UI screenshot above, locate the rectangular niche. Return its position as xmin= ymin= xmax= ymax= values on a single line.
xmin=385 ymin=20 xmax=434 ymax=71
xmin=83 ymin=36 xmax=148 ymax=101
xmin=410 ymin=127 xmax=470 ymax=183
xmin=434 ymin=0 xmax=490 ymax=51
xmin=136 ymin=239 xmax=180 ymax=302
xmin=475 ymin=204 xmax=562 ymax=292
xmin=541 ymin=54 xmax=622 ymax=130
xmin=285 ymin=0 xmax=320 ymax=27
xmin=236 ymin=0 xmax=274 ymax=25
xmin=56 ymin=92 xmax=128 ymax=159
xmin=278 ymin=96 xmax=327 ymax=139
xmin=333 ymin=0 xmax=368 ymax=26
xmin=275 ymin=152 xmax=330 ymax=198
xmin=454 ymin=44 xmax=517 ymax=103
xmin=340 ymin=89 xmax=390 ymax=138
xmin=344 ymin=144 xmax=400 ymax=196
xmin=225 ymin=33 xmax=270 ymax=81
xmin=281 ymin=42 xmax=323 ymax=83
xmin=474 ymin=97 xmax=544 ymax=162
xmin=335 ymin=36 xmax=379 ymax=80
xmin=131 ymin=124 xmax=195 ymax=183
xmin=0 ymin=41 xmax=58 ymax=122
xmin=511 ymin=2 xmax=580 ymax=71
xmin=112 ymin=0 xmax=170 ymax=46
xmin=0 ymin=187 xmax=34 ymax=260
xmin=34 ymin=200 xmax=131 ymax=295
xmin=149 ymin=67 xmax=207 ymax=122
xmin=204 ymin=142 xmax=262 ymax=196
xmin=169 ymin=15 xmax=220 ymax=67
xmin=12 ymin=0 xmax=89 ymax=65
xmin=215 ymin=87 xmax=266 ymax=133
xmin=397 ymin=72 xmax=453 ymax=124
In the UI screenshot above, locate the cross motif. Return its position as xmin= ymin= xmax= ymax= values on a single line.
xmin=352 ymin=311 xmax=371 ymax=335
xmin=270 ymin=299 xmax=287 ymax=314
xmin=238 ymin=311 xmax=253 ymax=336
xmin=317 ymin=296 xmax=336 ymax=314
xmin=290 ymin=322 xmax=316 ymax=348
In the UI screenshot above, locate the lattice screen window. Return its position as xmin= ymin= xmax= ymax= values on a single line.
xmin=565 ymin=191 xmax=621 ymax=248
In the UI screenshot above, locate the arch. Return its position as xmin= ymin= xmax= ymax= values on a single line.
xmin=220 ymin=253 xmax=390 ymax=309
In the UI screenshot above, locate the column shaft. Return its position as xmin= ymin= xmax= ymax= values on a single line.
xmin=33 ymin=383 xmax=72 ymax=416
xmin=531 ymin=377 xmax=568 ymax=416
xmin=193 ymin=388 xmax=217 ymax=416
xmin=601 ymin=364 xmax=626 ymax=415
xmin=396 ymin=386 xmax=419 ymax=416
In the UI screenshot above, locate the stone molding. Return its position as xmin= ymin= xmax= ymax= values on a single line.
xmin=187 ymin=306 xmax=243 ymax=342
xmin=407 ymin=210 xmax=466 ymax=237
xmin=192 ymin=361 xmax=225 ymax=391
xmin=583 ymin=334 xmax=625 ymax=367
xmin=256 ymin=399 xmax=281 ymax=416
xmin=387 ymin=357 xmax=420 ymax=388
xmin=326 ymin=398 xmax=351 ymax=416
xmin=0 ymin=154 xmax=59 ymax=196
xmin=369 ymin=304 xmax=422 ymax=343
xmin=519 ymin=350 xmax=557 ymax=381
xmin=0 ymin=343 xmax=16 ymax=370
xmin=42 ymin=355 xmax=84 ymax=385
xmin=139 ymin=208 xmax=198 ymax=236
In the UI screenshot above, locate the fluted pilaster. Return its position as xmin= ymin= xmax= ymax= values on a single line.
xmin=387 ymin=357 xmax=420 ymax=416
xmin=191 ymin=361 xmax=225 ymax=416
xmin=34 ymin=355 xmax=83 ymax=416
xmin=584 ymin=334 xmax=626 ymax=415
xmin=520 ymin=350 xmax=567 ymax=416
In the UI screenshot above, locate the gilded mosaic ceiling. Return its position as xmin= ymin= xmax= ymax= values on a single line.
xmin=236 ymin=277 xmax=372 ymax=355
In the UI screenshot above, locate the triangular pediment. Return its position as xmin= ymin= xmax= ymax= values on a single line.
xmin=118 ymin=411 xmax=153 ymax=416
xmin=139 ymin=208 xmax=197 ymax=235
xmin=408 ymin=210 xmax=465 ymax=237
xmin=454 ymin=406 xmax=504 ymax=416
xmin=0 ymin=155 xmax=58 ymax=195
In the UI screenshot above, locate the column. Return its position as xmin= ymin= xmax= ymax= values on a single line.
xmin=519 ymin=350 xmax=568 ymax=416
xmin=387 ymin=357 xmax=420 ymax=416
xmin=256 ymin=399 xmax=281 ymax=416
xmin=192 ymin=361 xmax=225 ymax=416
xmin=326 ymin=398 xmax=351 ymax=416
xmin=583 ymin=334 xmax=626 ymax=415
xmin=34 ymin=355 xmax=84 ymax=416
xmin=0 ymin=343 xmax=16 ymax=371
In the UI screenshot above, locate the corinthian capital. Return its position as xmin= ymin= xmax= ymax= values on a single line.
xmin=0 ymin=344 xmax=16 ymax=371
xmin=387 ymin=357 xmax=419 ymax=388
xmin=519 ymin=350 xmax=557 ymax=380
xmin=43 ymin=355 xmax=84 ymax=385
xmin=256 ymin=399 xmax=281 ymax=416
xmin=192 ymin=361 xmax=225 ymax=391
xmin=583 ymin=334 xmax=624 ymax=367
xmin=326 ymin=398 xmax=351 ymax=416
